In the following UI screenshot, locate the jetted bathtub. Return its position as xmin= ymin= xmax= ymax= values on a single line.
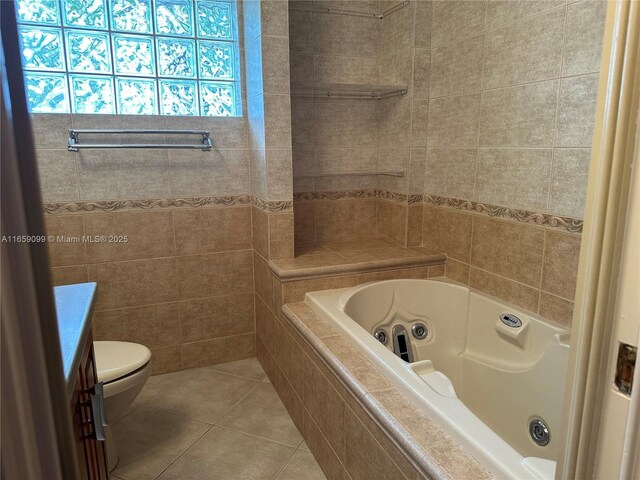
xmin=304 ymin=278 xmax=570 ymax=480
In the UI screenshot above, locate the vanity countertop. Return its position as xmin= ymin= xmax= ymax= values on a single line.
xmin=54 ymin=282 xmax=98 ymax=395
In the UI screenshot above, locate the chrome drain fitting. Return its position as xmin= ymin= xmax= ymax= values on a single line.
xmin=529 ymin=418 xmax=550 ymax=446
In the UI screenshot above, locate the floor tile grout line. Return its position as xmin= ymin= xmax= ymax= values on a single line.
xmin=206 ymin=367 xmax=269 ymax=384
xmin=151 ymin=424 xmax=215 ymax=480
xmin=212 ymin=423 xmax=304 ymax=450
xmin=211 ymin=382 xmax=262 ymax=426
xmin=271 ymin=447 xmax=299 ymax=480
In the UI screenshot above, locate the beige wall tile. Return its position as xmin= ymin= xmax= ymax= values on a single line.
xmin=176 ymin=250 xmax=253 ymax=300
xmin=431 ymin=0 xmax=486 ymax=47
xmin=313 ymin=55 xmax=379 ymax=85
xmin=542 ymin=231 xmax=581 ymax=300
xmin=261 ymin=0 xmax=289 ymax=37
xmin=412 ymin=49 xmax=430 ymax=99
xmin=314 ymin=102 xmax=379 ymax=148
xmin=262 ymin=35 xmax=291 ymax=94
xmin=281 ymin=275 xmax=358 ymax=305
xmin=36 ymin=150 xmax=79 ymax=202
xmin=314 ymin=199 xmax=377 ymax=242
xmin=483 ymin=8 xmax=564 ymax=89
xmin=168 ymin=148 xmax=250 ymax=197
xmin=179 ymin=293 xmax=255 ymax=342
xmin=84 ymin=210 xmax=174 ymax=262
xmin=562 ymin=0 xmax=607 ymax=76
xmin=424 ymin=147 xmax=477 ymax=199
xmin=555 ymin=74 xmax=599 ymax=148
xmin=173 ymin=206 xmax=252 ymax=255
xmin=313 ymin=14 xmax=379 ymax=57
xmin=182 ymin=333 xmax=255 ymax=369
xmin=469 ymin=267 xmax=540 ymax=313
xmin=539 ymin=292 xmax=574 ymax=328
xmin=78 ymin=149 xmax=170 ymax=201
xmin=422 ymin=206 xmax=472 ymax=262
xmin=411 ymin=99 xmax=429 ymax=148
xmin=93 ymin=302 xmax=181 ymax=348
xmin=471 ymin=217 xmax=544 ymax=287
xmin=407 ymin=204 xmax=423 ymax=247
xmin=485 ymin=0 xmax=564 ymax=30
xmin=414 ymin=0 xmax=432 ymax=49
xmin=288 ymin=9 xmax=313 ymax=53
xmin=264 ymin=94 xmax=293 ymax=149
xmin=550 ymin=148 xmax=591 ymax=218
xmin=377 ymin=96 xmax=412 ymax=147
xmin=269 ymin=212 xmax=295 ymax=259
xmin=344 ymin=406 xmax=406 ymax=480
xmin=267 ymin=149 xmax=294 ymax=201
xmin=376 ymin=201 xmax=407 ymax=246
xmin=51 ymin=265 xmax=89 ymax=286
xmin=45 ymin=215 xmax=86 ymax=266
xmin=445 ymin=258 xmax=470 ymax=285
xmin=149 ymin=346 xmax=183 ymax=375
xmin=475 ymin=148 xmax=552 ymax=211
xmin=430 ymin=34 xmax=484 ymax=97
xmin=304 ymin=359 xmax=346 ymax=463
xmin=290 ymin=53 xmax=314 ymax=85
xmin=480 ymin=80 xmax=558 ymax=146
xmin=88 ymin=257 xmax=178 ymax=310
xmin=252 ymin=206 xmax=269 ymax=258
xmin=256 ymin=294 xmax=277 ymax=355
xmin=294 ymin=201 xmax=316 ymax=244
xmin=428 ymin=93 xmax=481 ymax=147
xmin=30 ymin=114 xmax=72 ymax=150
xmin=408 ymin=148 xmax=426 ymax=194
xmin=291 ymin=101 xmax=314 ymax=148
xmin=254 ymin=251 xmax=275 ymax=309
xmin=303 ymin=411 xmax=347 ymax=480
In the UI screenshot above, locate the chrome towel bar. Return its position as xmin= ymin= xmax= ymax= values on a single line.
xmin=67 ymin=129 xmax=212 ymax=152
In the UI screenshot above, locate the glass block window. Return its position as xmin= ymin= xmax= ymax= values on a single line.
xmin=16 ymin=0 xmax=240 ymax=116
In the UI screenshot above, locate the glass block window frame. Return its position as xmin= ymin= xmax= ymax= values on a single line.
xmin=16 ymin=0 xmax=241 ymax=116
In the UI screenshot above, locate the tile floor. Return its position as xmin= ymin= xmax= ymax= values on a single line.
xmin=109 ymin=358 xmax=327 ymax=480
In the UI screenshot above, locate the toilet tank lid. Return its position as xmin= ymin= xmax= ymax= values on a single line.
xmin=94 ymin=341 xmax=151 ymax=383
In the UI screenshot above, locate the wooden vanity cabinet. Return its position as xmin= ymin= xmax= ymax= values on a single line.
xmin=70 ymin=331 xmax=108 ymax=480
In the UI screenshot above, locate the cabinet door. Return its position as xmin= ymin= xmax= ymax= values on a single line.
xmin=71 ymin=333 xmax=108 ymax=480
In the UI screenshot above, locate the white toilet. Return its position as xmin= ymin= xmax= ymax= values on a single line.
xmin=94 ymin=341 xmax=152 ymax=471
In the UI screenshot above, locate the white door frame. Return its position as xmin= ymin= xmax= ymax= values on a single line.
xmin=556 ymin=1 xmax=640 ymax=478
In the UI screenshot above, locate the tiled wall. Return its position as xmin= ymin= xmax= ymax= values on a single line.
xmin=418 ymin=0 xmax=606 ymax=325
xmin=35 ymin=111 xmax=257 ymax=375
xmin=245 ymin=0 xmax=296 ymax=260
xmin=46 ymin=206 xmax=255 ymax=374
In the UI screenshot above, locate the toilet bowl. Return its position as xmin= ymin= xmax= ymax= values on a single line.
xmin=94 ymin=341 xmax=151 ymax=471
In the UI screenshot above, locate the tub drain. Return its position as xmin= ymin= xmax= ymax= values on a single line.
xmin=529 ymin=418 xmax=550 ymax=446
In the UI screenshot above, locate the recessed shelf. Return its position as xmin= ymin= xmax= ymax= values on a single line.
xmin=291 ymin=83 xmax=408 ymax=100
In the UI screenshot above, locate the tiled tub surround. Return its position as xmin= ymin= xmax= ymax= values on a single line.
xmin=45 ymin=203 xmax=256 ymax=374
xmin=257 ymin=300 xmax=494 ymax=480
xmin=417 ymin=0 xmax=606 ymax=324
xmin=421 ymin=205 xmax=582 ymax=329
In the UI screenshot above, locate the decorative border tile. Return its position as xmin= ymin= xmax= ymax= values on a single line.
xmin=44 ymin=195 xmax=252 ymax=214
xmin=423 ymin=195 xmax=583 ymax=233
xmin=251 ymin=196 xmax=294 ymax=213
xmin=292 ymin=190 xmax=583 ymax=233
xmin=294 ymin=189 xmax=379 ymax=202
